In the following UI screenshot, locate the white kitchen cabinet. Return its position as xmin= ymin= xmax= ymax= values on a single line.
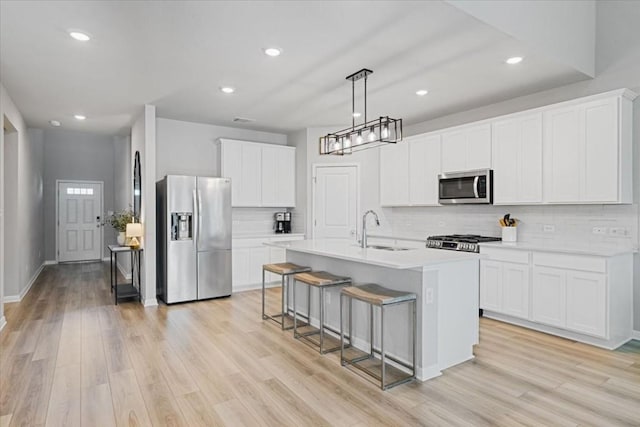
xmin=441 ymin=123 xmax=490 ymax=173
xmin=531 ymin=266 xmax=566 ymax=328
xmin=543 ymin=91 xmax=634 ymax=204
xmin=492 ymin=113 xmax=542 ymax=204
xmin=262 ymin=145 xmax=296 ymax=207
xmin=218 ymin=139 xmax=295 ymax=207
xmin=565 ymin=271 xmax=606 ymax=337
xmin=480 ymin=254 xmax=529 ymax=320
xmin=380 ymin=134 xmax=441 ymax=206
xmin=231 ymin=235 xmax=305 ymax=292
xmin=379 ymin=142 xmax=409 ymax=206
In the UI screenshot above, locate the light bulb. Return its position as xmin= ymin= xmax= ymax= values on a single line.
xmin=381 ymin=126 xmax=389 ymax=138
xmin=368 ymin=127 xmax=377 ymax=141
xmin=344 ymin=137 xmax=351 ymax=148
xmin=356 ymin=132 xmax=363 ymax=145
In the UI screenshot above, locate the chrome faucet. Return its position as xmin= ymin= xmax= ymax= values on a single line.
xmin=361 ymin=210 xmax=380 ymax=248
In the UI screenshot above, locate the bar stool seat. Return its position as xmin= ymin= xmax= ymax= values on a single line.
xmin=292 ymin=271 xmax=351 ymax=353
xmin=262 ymin=262 xmax=311 ymax=330
xmin=340 ymin=284 xmax=417 ymax=390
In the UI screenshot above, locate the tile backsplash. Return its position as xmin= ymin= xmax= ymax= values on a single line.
xmin=389 ymin=204 xmax=639 ymax=250
xmin=232 ymin=207 xmax=299 ymax=235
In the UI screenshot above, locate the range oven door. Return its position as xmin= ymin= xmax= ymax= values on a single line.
xmin=438 ymin=169 xmax=493 ymax=204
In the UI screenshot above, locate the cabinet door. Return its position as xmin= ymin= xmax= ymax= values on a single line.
xmin=544 ymin=107 xmax=581 ymax=202
xmin=518 ymin=114 xmax=543 ymax=203
xmin=565 ymin=271 xmax=607 ymax=338
xmin=441 ymin=130 xmax=467 ymax=173
xmin=466 ymin=124 xmax=491 ymax=170
xmin=220 ymin=142 xmax=243 ymax=206
xmin=480 ymin=260 xmax=502 ymax=312
xmin=501 ymin=262 xmax=530 ymax=319
xmin=409 ymin=134 xmax=441 ymax=205
xmin=265 ymin=247 xmax=286 ymax=283
xmin=492 ymin=118 xmax=519 ymax=204
xmin=238 ymin=144 xmax=263 ymax=206
xmin=276 ymin=148 xmax=296 ymax=207
xmin=581 ymin=98 xmax=618 ymax=202
xmin=249 ymin=246 xmax=270 ymax=285
xmin=231 ymin=247 xmax=252 ymax=290
xmin=379 ymin=143 xmax=409 ymax=206
xmin=532 ymin=266 xmax=566 ymax=327
xmin=261 ymin=145 xmax=278 ymax=206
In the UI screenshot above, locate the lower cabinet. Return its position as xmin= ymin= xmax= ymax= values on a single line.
xmin=531 ymin=266 xmax=566 ymax=328
xmin=480 ymin=259 xmax=529 ymax=319
xmin=231 ymin=235 xmax=304 ymax=291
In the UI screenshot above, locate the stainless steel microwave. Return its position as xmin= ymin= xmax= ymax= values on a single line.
xmin=438 ymin=169 xmax=493 ymax=204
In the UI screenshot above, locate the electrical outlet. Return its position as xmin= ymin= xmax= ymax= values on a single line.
xmin=425 ymin=288 xmax=434 ymax=304
xmin=592 ymin=226 xmax=608 ymax=235
xmin=543 ymin=224 xmax=555 ymax=233
xmin=609 ymin=227 xmax=628 ymax=237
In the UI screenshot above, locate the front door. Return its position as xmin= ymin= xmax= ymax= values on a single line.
xmin=58 ymin=181 xmax=103 ymax=262
xmin=313 ymin=165 xmax=358 ymax=239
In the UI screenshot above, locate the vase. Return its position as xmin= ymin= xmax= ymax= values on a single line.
xmin=117 ymin=231 xmax=126 ymax=246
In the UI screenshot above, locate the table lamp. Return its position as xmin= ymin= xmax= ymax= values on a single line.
xmin=126 ymin=223 xmax=143 ymax=249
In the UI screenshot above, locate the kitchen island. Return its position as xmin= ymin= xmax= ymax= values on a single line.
xmin=266 ymin=239 xmax=481 ymax=381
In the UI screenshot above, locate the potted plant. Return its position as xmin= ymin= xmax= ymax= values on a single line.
xmin=105 ymin=209 xmax=136 ymax=245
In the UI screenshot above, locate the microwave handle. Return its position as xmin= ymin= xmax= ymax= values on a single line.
xmin=473 ymin=176 xmax=479 ymax=198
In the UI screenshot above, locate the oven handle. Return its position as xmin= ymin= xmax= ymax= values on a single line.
xmin=473 ymin=176 xmax=479 ymax=198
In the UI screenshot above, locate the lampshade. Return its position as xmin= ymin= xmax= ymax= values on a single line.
xmin=126 ymin=222 xmax=143 ymax=238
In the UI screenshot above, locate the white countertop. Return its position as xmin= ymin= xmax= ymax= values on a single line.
xmin=266 ymin=239 xmax=480 ymax=269
xmin=367 ymin=233 xmax=427 ymax=243
xmin=479 ymin=241 xmax=638 ymax=257
xmin=233 ymin=233 xmax=305 ymax=240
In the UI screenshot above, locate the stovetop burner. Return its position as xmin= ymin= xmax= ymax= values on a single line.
xmin=426 ymin=234 xmax=501 ymax=252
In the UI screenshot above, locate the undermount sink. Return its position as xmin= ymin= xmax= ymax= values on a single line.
xmin=366 ymin=245 xmax=413 ymax=251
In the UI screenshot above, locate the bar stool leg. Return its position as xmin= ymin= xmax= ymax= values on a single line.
xmin=340 ymin=294 xmax=345 ymax=366
xmin=261 ymin=268 xmax=266 ymax=320
xmin=413 ymin=300 xmax=417 ymax=379
xmin=320 ymin=288 xmax=325 ymax=353
xmin=380 ymin=305 xmax=385 ymax=390
xmin=370 ymin=304 xmax=374 ymax=357
xmin=349 ymin=297 xmax=353 ymax=347
xmin=280 ymin=273 xmax=287 ymax=330
xmin=293 ymin=278 xmax=297 ymax=336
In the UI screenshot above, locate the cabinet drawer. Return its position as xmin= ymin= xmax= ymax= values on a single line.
xmin=481 ymin=247 xmax=529 ymax=264
xmin=532 ymin=252 xmax=606 ymax=273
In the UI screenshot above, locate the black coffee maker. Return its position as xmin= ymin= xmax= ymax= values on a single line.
xmin=274 ymin=211 xmax=291 ymax=234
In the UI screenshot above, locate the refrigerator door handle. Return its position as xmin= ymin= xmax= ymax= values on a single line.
xmin=192 ymin=189 xmax=199 ymax=247
xmin=197 ymin=189 xmax=203 ymax=247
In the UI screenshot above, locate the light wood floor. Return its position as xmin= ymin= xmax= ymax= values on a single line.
xmin=1 ymin=262 xmax=639 ymax=426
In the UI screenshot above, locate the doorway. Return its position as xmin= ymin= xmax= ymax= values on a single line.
xmin=312 ymin=164 xmax=359 ymax=239
xmin=57 ymin=180 xmax=104 ymax=262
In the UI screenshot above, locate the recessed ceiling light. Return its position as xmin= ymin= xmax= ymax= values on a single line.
xmin=416 ymin=89 xmax=429 ymax=96
xmin=506 ymin=56 xmax=523 ymax=65
xmin=74 ymin=114 xmax=86 ymax=120
xmin=69 ymin=31 xmax=91 ymax=41
xmin=264 ymin=47 xmax=282 ymax=57
xmin=220 ymin=86 xmax=235 ymax=94
xmin=49 ymin=120 xmax=61 ymax=127
xmin=352 ymin=112 xmax=361 ymax=118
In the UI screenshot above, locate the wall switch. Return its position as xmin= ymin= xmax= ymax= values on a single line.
xmin=543 ymin=224 xmax=555 ymax=233
xmin=592 ymin=226 xmax=608 ymax=235
xmin=609 ymin=227 xmax=628 ymax=237
xmin=425 ymin=288 xmax=434 ymax=304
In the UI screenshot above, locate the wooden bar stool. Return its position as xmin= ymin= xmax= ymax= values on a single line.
xmin=262 ymin=263 xmax=311 ymax=330
xmin=340 ymin=283 xmax=417 ymax=390
xmin=292 ymin=271 xmax=351 ymax=353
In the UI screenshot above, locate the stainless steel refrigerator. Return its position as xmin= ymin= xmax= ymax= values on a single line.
xmin=157 ymin=175 xmax=232 ymax=303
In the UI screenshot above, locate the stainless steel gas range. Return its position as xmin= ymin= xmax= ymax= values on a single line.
xmin=425 ymin=234 xmax=501 ymax=253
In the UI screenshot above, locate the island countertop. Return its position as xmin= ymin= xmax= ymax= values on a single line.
xmin=266 ymin=238 xmax=480 ymax=269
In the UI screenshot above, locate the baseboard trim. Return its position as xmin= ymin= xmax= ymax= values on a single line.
xmin=3 ymin=262 xmax=45 ymax=303
xmin=143 ymin=298 xmax=158 ymax=307
xmin=631 ymin=330 xmax=640 ymax=341
xmin=0 ymin=316 xmax=6 ymax=332
xmin=44 ymin=260 xmax=57 ymax=265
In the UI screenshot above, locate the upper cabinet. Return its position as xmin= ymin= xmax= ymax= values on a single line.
xmin=543 ymin=91 xmax=634 ymax=204
xmin=441 ymin=123 xmax=491 ymax=173
xmin=492 ymin=112 xmax=543 ymax=204
xmin=218 ymin=139 xmax=296 ymax=207
xmin=380 ymin=134 xmax=441 ymax=207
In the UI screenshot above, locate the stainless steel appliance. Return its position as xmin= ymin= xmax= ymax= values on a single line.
xmin=426 ymin=234 xmax=501 ymax=253
xmin=438 ymin=169 xmax=493 ymax=204
xmin=157 ymin=175 xmax=232 ymax=303
xmin=274 ymin=211 xmax=292 ymax=234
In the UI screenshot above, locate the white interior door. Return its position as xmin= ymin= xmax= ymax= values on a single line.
xmin=313 ymin=165 xmax=358 ymax=239
xmin=58 ymin=181 xmax=103 ymax=262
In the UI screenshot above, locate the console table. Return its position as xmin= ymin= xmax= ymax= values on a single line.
xmin=108 ymin=244 xmax=143 ymax=305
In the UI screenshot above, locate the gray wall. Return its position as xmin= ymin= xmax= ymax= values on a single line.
xmin=156 ymin=118 xmax=287 ymax=180
xmin=42 ymin=128 xmax=116 ymax=260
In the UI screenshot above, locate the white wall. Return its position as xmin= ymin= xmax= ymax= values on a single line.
xmin=155 ymin=118 xmax=287 ymax=180
xmin=131 ymin=105 xmax=157 ymax=306
xmin=0 ymin=83 xmax=45 ymax=314
xmin=41 ymin=128 xmax=117 ymax=260
xmin=114 ymin=135 xmax=132 ymax=273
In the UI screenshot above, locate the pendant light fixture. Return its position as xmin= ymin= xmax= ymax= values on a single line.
xmin=320 ymin=68 xmax=402 ymax=155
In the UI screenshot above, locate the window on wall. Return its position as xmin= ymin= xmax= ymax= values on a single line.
xmin=66 ymin=187 xmax=94 ymax=195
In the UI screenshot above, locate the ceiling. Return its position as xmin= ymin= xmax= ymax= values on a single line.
xmin=0 ymin=1 xmax=592 ymax=135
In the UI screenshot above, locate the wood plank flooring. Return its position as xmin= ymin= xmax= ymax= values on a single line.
xmin=1 ymin=262 xmax=638 ymax=426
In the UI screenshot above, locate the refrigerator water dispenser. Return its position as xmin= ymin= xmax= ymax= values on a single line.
xmin=171 ymin=212 xmax=192 ymax=240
